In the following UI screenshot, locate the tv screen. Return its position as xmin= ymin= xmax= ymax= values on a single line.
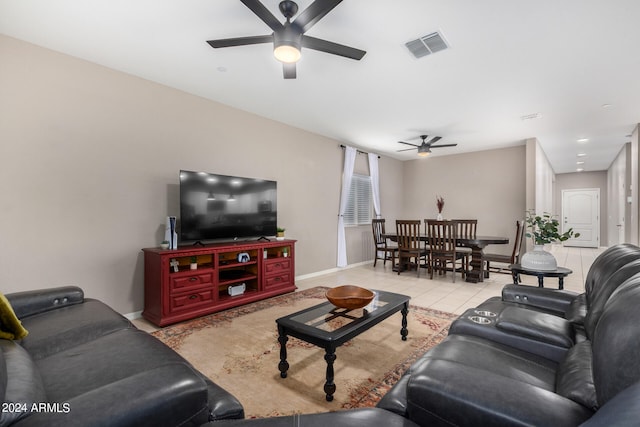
xmin=179 ymin=170 xmax=277 ymax=243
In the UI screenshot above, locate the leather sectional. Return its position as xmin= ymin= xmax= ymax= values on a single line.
xmin=0 ymin=286 xmax=244 ymax=426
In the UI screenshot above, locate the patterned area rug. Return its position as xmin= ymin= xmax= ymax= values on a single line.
xmin=151 ymin=287 xmax=456 ymax=418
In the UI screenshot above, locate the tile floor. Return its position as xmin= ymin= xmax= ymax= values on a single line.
xmin=133 ymin=245 xmax=603 ymax=332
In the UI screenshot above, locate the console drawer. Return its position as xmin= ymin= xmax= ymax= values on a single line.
xmin=265 ymin=259 xmax=291 ymax=275
xmin=170 ymin=272 xmax=214 ymax=294
xmin=265 ymin=273 xmax=291 ymax=289
xmin=169 ymin=289 xmax=215 ymax=314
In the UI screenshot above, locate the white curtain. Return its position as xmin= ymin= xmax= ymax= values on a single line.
xmin=337 ymin=146 xmax=357 ymax=267
xmin=368 ymin=153 xmax=381 ymax=218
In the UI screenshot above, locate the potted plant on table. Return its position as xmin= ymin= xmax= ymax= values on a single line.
xmin=521 ymin=210 xmax=580 ymax=271
xmin=190 ymin=256 xmax=198 ymax=270
xmin=276 ymin=227 xmax=286 ymax=241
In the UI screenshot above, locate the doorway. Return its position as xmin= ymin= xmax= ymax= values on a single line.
xmin=561 ymin=188 xmax=600 ymax=248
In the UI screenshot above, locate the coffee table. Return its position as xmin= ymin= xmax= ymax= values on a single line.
xmin=275 ymin=290 xmax=410 ymax=401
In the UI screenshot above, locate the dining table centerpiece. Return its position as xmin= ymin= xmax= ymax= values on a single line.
xmin=436 ymin=196 xmax=444 ymax=220
xmin=521 ymin=210 xmax=580 ymax=271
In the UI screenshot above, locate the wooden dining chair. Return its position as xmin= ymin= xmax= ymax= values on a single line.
xmin=395 ymin=220 xmax=428 ymax=277
xmin=371 ymin=219 xmax=398 ymax=267
xmin=452 ymin=219 xmax=477 ymax=275
xmin=484 ymin=219 xmax=525 ymax=277
xmin=425 ymin=220 xmax=462 ymax=282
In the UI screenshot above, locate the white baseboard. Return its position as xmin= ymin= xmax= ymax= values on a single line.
xmin=124 ymin=310 xmax=142 ymax=320
xmin=295 ymin=260 xmax=372 ymax=281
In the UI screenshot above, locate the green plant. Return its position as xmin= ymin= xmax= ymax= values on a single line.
xmin=190 ymin=256 xmax=197 ymax=263
xmin=525 ymin=210 xmax=580 ymax=245
xmin=276 ymin=227 xmax=286 ymax=233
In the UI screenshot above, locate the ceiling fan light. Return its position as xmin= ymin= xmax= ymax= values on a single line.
xmin=417 ymin=146 xmax=431 ymax=157
xmin=274 ymin=44 xmax=301 ymax=63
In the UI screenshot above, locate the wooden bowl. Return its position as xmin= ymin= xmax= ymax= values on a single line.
xmin=326 ymin=285 xmax=375 ymax=310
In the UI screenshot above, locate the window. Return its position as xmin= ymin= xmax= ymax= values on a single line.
xmin=344 ymin=174 xmax=373 ymax=226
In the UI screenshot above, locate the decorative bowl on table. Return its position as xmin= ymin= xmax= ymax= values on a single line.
xmin=326 ymin=285 xmax=375 ymax=309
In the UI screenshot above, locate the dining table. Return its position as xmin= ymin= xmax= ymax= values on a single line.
xmin=382 ymin=233 xmax=509 ymax=283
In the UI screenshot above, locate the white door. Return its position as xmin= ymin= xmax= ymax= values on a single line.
xmin=562 ymin=189 xmax=600 ymax=248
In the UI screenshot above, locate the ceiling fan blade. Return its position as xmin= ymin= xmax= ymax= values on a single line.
xmin=397 ymin=148 xmax=417 ymax=152
xmin=283 ymin=63 xmax=296 ymax=79
xmin=240 ymin=0 xmax=283 ymax=32
xmin=430 ymin=144 xmax=458 ymax=148
xmin=428 ymin=136 xmax=442 ymax=144
xmin=293 ymin=0 xmax=343 ymax=33
xmin=207 ymin=35 xmax=272 ymax=48
xmin=398 ymin=141 xmax=420 ymax=147
xmin=302 ymin=36 xmax=366 ymax=60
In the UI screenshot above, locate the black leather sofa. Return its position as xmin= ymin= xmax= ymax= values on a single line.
xmin=1 ymin=286 xmax=244 ymax=427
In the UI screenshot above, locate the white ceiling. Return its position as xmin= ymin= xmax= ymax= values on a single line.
xmin=2 ymin=0 xmax=640 ymax=173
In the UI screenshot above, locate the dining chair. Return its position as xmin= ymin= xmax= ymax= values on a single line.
xmin=395 ymin=220 xmax=428 ymax=277
xmin=371 ymin=219 xmax=398 ymax=267
xmin=426 ymin=220 xmax=462 ymax=282
xmin=484 ymin=219 xmax=525 ymax=277
xmin=451 ymin=219 xmax=477 ymax=276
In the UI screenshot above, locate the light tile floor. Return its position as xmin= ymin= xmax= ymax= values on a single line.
xmin=133 ymin=245 xmax=603 ymax=332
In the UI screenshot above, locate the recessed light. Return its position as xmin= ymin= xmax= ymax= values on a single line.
xmin=217 ymin=66 xmax=228 ymax=72
xmin=577 ymin=161 xmax=585 ymax=165
xmin=520 ymin=113 xmax=542 ymax=120
xmin=577 ymin=153 xmax=587 ymax=157
xmin=576 ymin=168 xmax=584 ymax=172
xmin=602 ymin=104 xmax=612 ymax=108
xmin=577 ymin=138 xmax=589 ymax=143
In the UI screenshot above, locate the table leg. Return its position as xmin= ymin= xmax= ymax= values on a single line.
xmin=512 ymin=270 xmax=519 ymax=284
xmin=559 ymin=277 xmax=564 ymax=290
xmin=324 ymin=348 xmax=337 ymax=402
xmin=465 ymin=246 xmax=485 ymax=283
xmin=401 ymin=303 xmax=409 ymax=341
xmin=537 ymin=276 xmax=544 ymax=288
xmin=277 ymin=326 xmax=289 ymax=379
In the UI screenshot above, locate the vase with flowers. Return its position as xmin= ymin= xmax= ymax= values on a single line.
xmin=521 ymin=210 xmax=580 ymax=270
xmin=436 ymin=196 xmax=444 ymax=220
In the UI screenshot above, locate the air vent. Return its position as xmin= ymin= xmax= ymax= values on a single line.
xmin=406 ymin=31 xmax=449 ymax=59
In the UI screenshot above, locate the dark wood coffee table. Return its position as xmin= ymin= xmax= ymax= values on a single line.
xmin=275 ymin=290 xmax=410 ymax=401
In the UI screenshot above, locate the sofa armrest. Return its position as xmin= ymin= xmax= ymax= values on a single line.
xmin=15 ymin=363 xmax=210 ymax=427
xmin=6 ymin=287 xmax=84 ymax=319
xmin=501 ymin=284 xmax=579 ymax=315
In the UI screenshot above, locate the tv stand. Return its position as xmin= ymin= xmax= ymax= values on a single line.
xmin=142 ymin=239 xmax=297 ymax=326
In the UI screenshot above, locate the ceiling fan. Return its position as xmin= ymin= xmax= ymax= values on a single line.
xmin=397 ymin=135 xmax=458 ymax=157
xmin=207 ymin=0 xmax=366 ymax=79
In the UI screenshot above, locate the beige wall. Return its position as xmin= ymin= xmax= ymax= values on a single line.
xmin=607 ymin=145 xmax=629 ymax=246
xmin=402 ymin=146 xmax=527 ymax=256
xmin=555 ymin=171 xmax=608 ymax=246
xmin=0 ymin=35 xmax=404 ymax=314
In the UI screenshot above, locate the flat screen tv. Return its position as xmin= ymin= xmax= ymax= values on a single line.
xmin=179 ymin=170 xmax=277 ymax=243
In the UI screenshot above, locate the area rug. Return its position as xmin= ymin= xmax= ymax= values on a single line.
xmin=151 ymin=287 xmax=457 ymax=418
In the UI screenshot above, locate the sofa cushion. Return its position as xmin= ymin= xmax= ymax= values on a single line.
xmin=565 ymin=293 xmax=587 ymax=325
xmin=556 ymin=341 xmax=597 ymax=410
xmin=34 ymin=328 xmax=193 ymax=402
xmin=0 ymin=341 xmax=46 ymax=427
xmin=0 ymin=293 xmax=28 ymax=341
xmin=18 ymin=299 xmax=131 ymax=360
